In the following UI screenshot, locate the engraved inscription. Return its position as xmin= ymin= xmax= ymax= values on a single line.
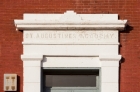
xmin=25 ymin=33 xmax=33 ymax=38
xmin=78 ymin=33 xmax=115 ymax=40
xmin=67 ymin=90 xmax=74 ymax=92
xmin=24 ymin=31 xmax=117 ymax=43
xmin=35 ymin=33 xmax=76 ymax=39
xmin=24 ymin=31 xmax=116 ymax=40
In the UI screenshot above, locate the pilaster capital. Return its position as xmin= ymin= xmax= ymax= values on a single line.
xmin=99 ymin=55 xmax=122 ymax=67
xmin=99 ymin=55 xmax=121 ymax=62
xmin=21 ymin=55 xmax=43 ymax=61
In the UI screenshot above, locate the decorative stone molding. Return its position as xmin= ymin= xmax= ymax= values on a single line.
xmin=14 ymin=11 xmax=127 ymax=30
xmin=99 ymin=55 xmax=122 ymax=61
xmin=14 ymin=11 xmax=127 ymax=92
xmin=21 ymin=55 xmax=43 ymax=61
xmin=22 ymin=41 xmax=120 ymax=45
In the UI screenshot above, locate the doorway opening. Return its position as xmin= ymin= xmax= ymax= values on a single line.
xmin=43 ymin=68 xmax=100 ymax=92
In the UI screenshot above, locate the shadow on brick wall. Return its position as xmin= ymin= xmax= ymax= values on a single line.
xmin=121 ymin=25 xmax=133 ymax=33
xmin=119 ymin=24 xmax=133 ymax=92
xmin=6 ymin=75 xmax=20 ymax=92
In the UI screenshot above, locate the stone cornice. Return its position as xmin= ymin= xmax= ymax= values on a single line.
xmin=14 ymin=11 xmax=127 ymax=30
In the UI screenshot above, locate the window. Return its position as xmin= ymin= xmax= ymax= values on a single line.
xmin=43 ymin=69 xmax=100 ymax=92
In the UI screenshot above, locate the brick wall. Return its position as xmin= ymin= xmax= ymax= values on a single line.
xmin=0 ymin=0 xmax=139 ymax=92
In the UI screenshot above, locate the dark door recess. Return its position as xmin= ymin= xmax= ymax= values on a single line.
xmin=43 ymin=69 xmax=100 ymax=92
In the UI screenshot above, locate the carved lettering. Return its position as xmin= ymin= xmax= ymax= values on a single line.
xmin=79 ymin=34 xmax=84 ymax=38
xmin=53 ymin=34 xmax=56 ymax=38
xmin=24 ymin=31 xmax=116 ymax=42
xmin=110 ymin=33 xmax=114 ymax=38
xmin=98 ymin=33 xmax=103 ymax=40
xmin=67 ymin=90 xmax=74 ymax=92
xmin=25 ymin=33 xmax=33 ymax=38
xmin=36 ymin=34 xmax=39 ymax=38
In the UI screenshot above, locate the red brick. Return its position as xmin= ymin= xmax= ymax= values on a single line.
xmin=0 ymin=0 xmax=140 ymax=92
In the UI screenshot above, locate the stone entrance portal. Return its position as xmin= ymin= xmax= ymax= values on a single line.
xmin=14 ymin=11 xmax=127 ymax=92
xmin=43 ymin=68 xmax=100 ymax=92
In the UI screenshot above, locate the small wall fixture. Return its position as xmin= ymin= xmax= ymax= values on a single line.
xmin=4 ymin=74 xmax=17 ymax=91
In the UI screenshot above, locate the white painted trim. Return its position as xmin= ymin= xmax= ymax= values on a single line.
xmin=42 ymin=57 xmax=101 ymax=68
xmin=22 ymin=42 xmax=120 ymax=45
xmin=21 ymin=55 xmax=43 ymax=92
xmin=99 ymin=55 xmax=122 ymax=61
xmin=14 ymin=11 xmax=128 ymax=92
xmin=21 ymin=55 xmax=43 ymax=61
xmin=15 ymin=24 xmax=126 ymax=30
xmin=14 ymin=11 xmax=127 ymax=31
xmin=14 ymin=20 xmax=127 ymax=25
